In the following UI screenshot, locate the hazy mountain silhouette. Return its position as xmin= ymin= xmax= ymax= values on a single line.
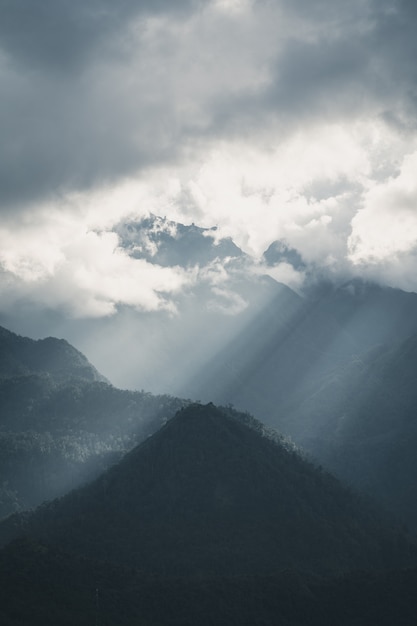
xmin=0 ymin=325 xmax=107 ymax=384
xmin=307 ymin=279 xmax=417 ymax=350
xmin=185 ymin=280 xmax=417 ymax=418
xmin=254 ymin=282 xmax=417 ymax=531
xmin=284 ymin=331 xmax=417 ymax=531
xmin=183 ymin=281 xmax=359 ymax=420
xmin=2 ymin=403 xmax=414 ymax=577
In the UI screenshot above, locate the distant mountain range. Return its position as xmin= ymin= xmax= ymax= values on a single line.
xmin=186 ymin=279 xmax=417 ymax=418
xmin=3 ymin=272 xmax=417 ymax=536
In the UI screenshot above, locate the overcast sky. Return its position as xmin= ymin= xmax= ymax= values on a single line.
xmin=1 ymin=0 xmax=417 ymax=325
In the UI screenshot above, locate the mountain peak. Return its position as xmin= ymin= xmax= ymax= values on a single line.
xmin=115 ymin=215 xmax=243 ymax=268
xmin=4 ymin=403 xmax=414 ymax=578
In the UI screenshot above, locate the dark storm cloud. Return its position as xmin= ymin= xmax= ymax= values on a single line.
xmin=0 ymin=69 xmax=174 ymax=209
xmin=267 ymin=38 xmax=368 ymax=118
xmin=370 ymin=0 xmax=417 ymax=106
xmin=0 ymin=0 xmax=203 ymax=212
xmin=0 ymin=0 xmax=201 ymax=72
xmin=207 ymin=0 xmax=417 ymax=137
xmin=1 ymin=0 xmax=417 ymax=219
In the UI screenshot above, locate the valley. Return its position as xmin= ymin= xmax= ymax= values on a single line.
xmin=2 ymin=278 xmax=417 ymax=624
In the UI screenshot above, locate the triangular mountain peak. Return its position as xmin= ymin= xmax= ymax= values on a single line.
xmin=1 ymin=403 xmax=415 ymax=578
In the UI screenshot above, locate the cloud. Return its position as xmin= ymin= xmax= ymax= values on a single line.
xmin=2 ymin=0 xmax=404 ymax=211
xmin=257 ymin=262 xmax=306 ymax=293
xmin=350 ymin=152 xmax=417 ymax=262
xmin=1 ymin=0 xmax=417 ymax=321
xmin=0 ymin=0 xmax=271 ymax=211
xmin=347 ymin=150 xmax=417 ymax=291
xmin=158 ymin=122 xmax=380 ymax=259
xmin=0 ymin=0 xmax=201 ymax=72
xmin=0 ymin=210 xmax=195 ymax=317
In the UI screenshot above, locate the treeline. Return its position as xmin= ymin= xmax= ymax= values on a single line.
xmin=0 ymin=374 xmax=187 ymax=518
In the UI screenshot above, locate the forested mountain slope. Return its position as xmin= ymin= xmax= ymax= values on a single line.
xmin=0 ymin=326 xmax=186 ymax=518
xmin=2 ymin=404 xmax=414 ymax=577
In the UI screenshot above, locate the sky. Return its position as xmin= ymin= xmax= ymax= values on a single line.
xmin=1 ymin=0 xmax=417 ymax=352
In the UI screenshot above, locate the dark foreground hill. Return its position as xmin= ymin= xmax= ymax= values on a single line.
xmin=1 ymin=537 xmax=417 ymax=626
xmin=2 ymin=404 xmax=415 ymax=577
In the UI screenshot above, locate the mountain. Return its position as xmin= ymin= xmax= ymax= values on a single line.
xmin=178 ymin=280 xmax=417 ymax=529
xmin=97 ymin=214 xmax=288 ymax=392
xmin=3 ymin=273 xmax=417 ymax=539
xmin=263 ymin=239 xmax=307 ymax=271
xmin=0 ymin=216 xmax=291 ymax=394
xmin=0 ymin=325 xmax=187 ymax=518
xmin=283 ymin=331 xmax=417 ymax=531
xmin=0 ymin=325 xmax=107 ymax=383
xmin=306 ymin=279 xmax=417 ymax=351
xmin=185 ymin=279 xmax=417 ymax=418
xmin=2 ymin=403 xmax=414 ymax=577
xmin=182 ymin=280 xmax=359 ymax=420
xmin=0 ymin=380 xmax=186 ymax=517
xmin=116 ymin=214 xmax=243 ymax=268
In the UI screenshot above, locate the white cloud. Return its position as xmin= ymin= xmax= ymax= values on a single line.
xmin=0 ymin=209 xmax=195 ymax=318
xmin=257 ymin=262 xmax=306 ymax=292
xmin=346 ymin=150 xmax=417 ymax=290
xmin=349 ymin=151 xmax=417 ymax=263
xmin=1 ymin=111 xmax=417 ymax=319
xmin=157 ymin=121 xmax=384 ymax=262
xmin=2 ymin=0 xmax=417 ymax=321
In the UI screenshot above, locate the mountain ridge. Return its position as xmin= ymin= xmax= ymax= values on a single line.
xmin=0 ymin=325 xmax=108 ymax=384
